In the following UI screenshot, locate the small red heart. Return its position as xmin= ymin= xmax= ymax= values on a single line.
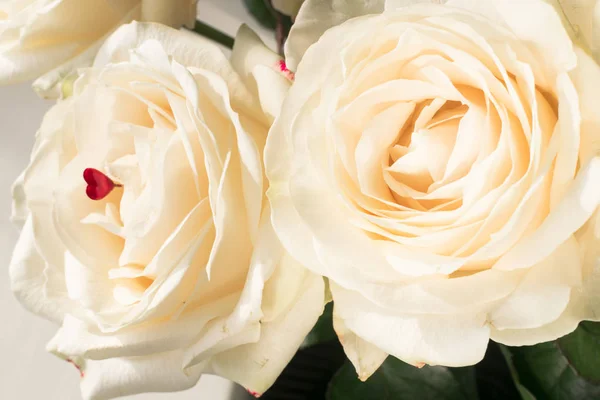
xmin=83 ymin=168 xmax=116 ymax=201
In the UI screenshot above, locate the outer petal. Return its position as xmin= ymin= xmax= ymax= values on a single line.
xmin=95 ymin=22 xmax=261 ymax=117
xmin=494 ymin=157 xmax=600 ymax=271
xmin=95 ymin=21 xmax=224 ymax=68
xmin=576 ymin=210 xmax=600 ymax=321
xmin=489 ymin=238 xmax=582 ymax=330
xmin=231 ymin=25 xmax=291 ymax=122
xmin=10 ymin=170 xmax=28 ymax=226
xmin=208 ymin=265 xmax=325 ymax=396
xmin=72 ymin=350 xmax=204 ymax=400
xmin=571 ymin=47 xmax=600 ymax=164
xmin=231 ymin=24 xmax=281 ymax=83
xmin=490 ymin=301 xmax=581 ymax=346
xmin=252 ymin=66 xmax=292 ymax=123
xmin=333 ymin=313 xmax=388 ymax=381
xmin=141 ymin=0 xmax=197 ymax=29
xmin=284 ymin=0 xmax=385 ymax=71
xmin=330 ymin=283 xmax=490 ymax=367
xmin=386 ymin=0 xmax=576 ymax=75
xmin=182 ymin=206 xmax=281 ymax=369
xmin=186 ymin=208 xmax=325 ymax=395
xmin=9 ymin=98 xmax=76 ymax=322
xmin=45 ymin=293 xmax=237 ymax=360
xmin=9 ymin=216 xmax=71 ymax=324
xmin=446 ymin=0 xmax=577 ymax=74
xmin=11 ymin=96 xmax=73 ymax=223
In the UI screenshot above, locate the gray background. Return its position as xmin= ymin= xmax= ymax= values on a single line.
xmin=0 ymin=1 xmax=275 ymax=399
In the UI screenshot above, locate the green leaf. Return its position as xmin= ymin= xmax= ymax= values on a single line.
xmin=243 ymin=0 xmax=276 ymax=30
xmin=327 ymin=357 xmax=479 ymax=400
xmin=499 ymin=345 xmax=537 ymax=400
xmin=557 ymin=321 xmax=600 ymax=382
xmin=474 ymin=342 xmax=524 ymax=400
xmin=504 ymin=321 xmax=600 ymax=400
xmin=302 ymin=302 xmax=337 ymax=348
xmin=188 ymin=21 xmax=234 ymax=49
xmin=262 ymin=341 xmax=346 ymax=400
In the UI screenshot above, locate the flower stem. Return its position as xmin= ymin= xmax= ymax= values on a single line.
xmin=189 ymin=20 xmax=234 ymax=49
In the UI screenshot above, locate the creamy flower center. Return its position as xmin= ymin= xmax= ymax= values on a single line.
xmin=322 ymin=16 xmax=572 ymax=267
xmin=53 ymin=61 xmax=227 ymax=331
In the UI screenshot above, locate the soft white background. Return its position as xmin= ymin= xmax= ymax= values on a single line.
xmin=0 ymin=1 xmax=275 ymax=399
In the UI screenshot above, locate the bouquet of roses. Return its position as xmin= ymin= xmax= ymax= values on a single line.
xmin=4 ymin=0 xmax=600 ymax=399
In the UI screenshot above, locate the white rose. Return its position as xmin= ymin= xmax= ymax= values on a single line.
xmin=10 ymin=21 xmax=323 ymax=399
xmin=0 ymin=0 xmax=197 ymax=96
xmin=272 ymin=0 xmax=303 ymax=18
xmin=266 ymin=0 xmax=600 ymax=379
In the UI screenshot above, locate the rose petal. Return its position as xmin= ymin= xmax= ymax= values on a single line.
xmin=490 ymin=301 xmax=581 ymax=346
xmin=447 ymin=0 xmax=577 ymax=74
xmin=333 ymin=313 xmax=388 ymax=381
xmin=489 ymin=237 xmax=582 ymax=330
xmin=208 ymin=268 xmax=325 ymax=395
xmin=494 ymin=157 xmax=600 ymax=271
xmin=75 ymin=350 xmax=204 ymax=400
xmin=45 ymin=292 xmax=236 ymax=361
xmin=183 ymin=206 xmax=281 ymax=369
xmin=570 ymin=47 xmax=600 ymax=165
xmin=331 ymin=282 xmax=490 ymax=367
xmin=285 ymin=0 xmax=385 ymax=71
xmin=9 ymin=216 xmax=73 ymax=324
xmin=231 ymin=24 xmax=281 ymax=90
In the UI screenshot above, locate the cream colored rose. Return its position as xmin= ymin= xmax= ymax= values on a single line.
xmin=0 ymin=0 xmax=197 ymax=96
xmin=10 ymin=21 xmax=323 ymax=399
xmin=266 ymin=0 xmax=600 ymax=379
